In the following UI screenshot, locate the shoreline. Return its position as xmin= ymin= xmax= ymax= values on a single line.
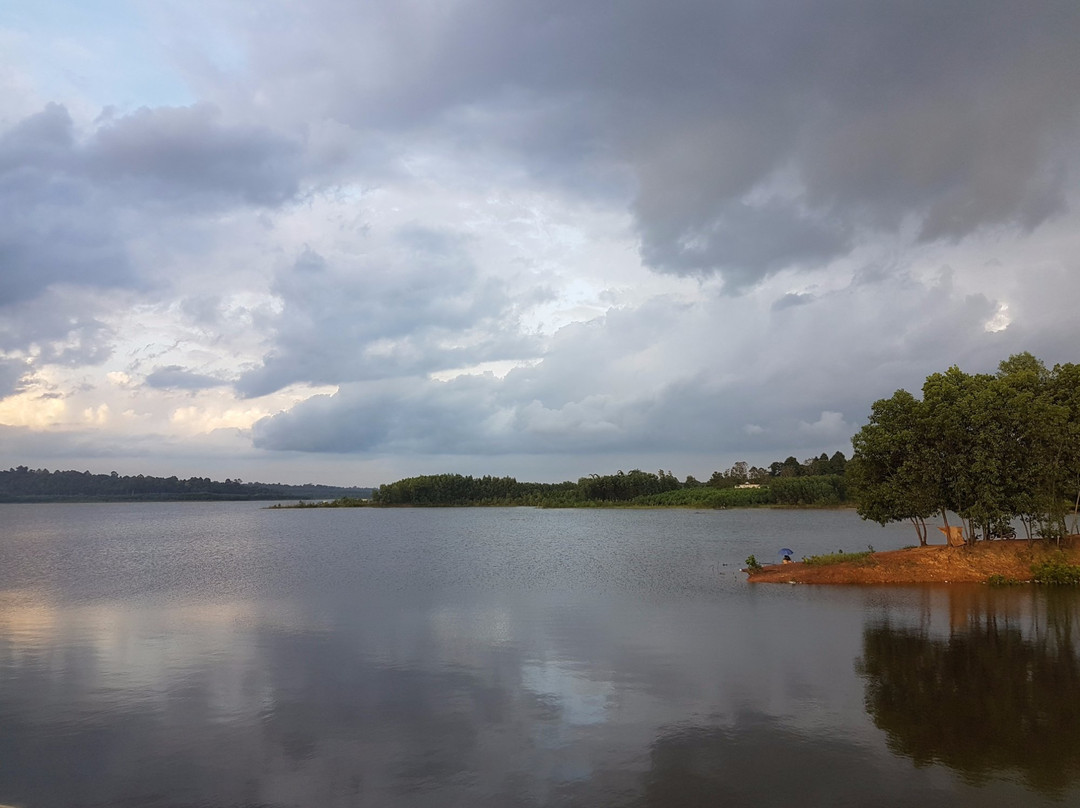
xmin=746 ymin=539 xmax=1080 ymax=585
xmin=267 ymin=501 xmax=857 ymax=510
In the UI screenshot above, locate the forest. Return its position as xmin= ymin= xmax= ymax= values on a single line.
xmin=358 ymin=452 xmax=850 ymax=509
xmin=0 ymin=467 xmax=373 ymax=503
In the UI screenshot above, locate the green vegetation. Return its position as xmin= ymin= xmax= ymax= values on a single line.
xmin=744 ymin=555 xmax=763 ymax=572
xmin=987 ymin=574 xmax=1023 ymax=586
xmin=803 ymin=549 xmax=875 ymax=566
xmin=850 ymin=352 xmax=1080 ymax=546
xmin=372 ymin=473 xmax=579 ymax=506
xmin=268 ymin=496 xmax=375 ymax=509
xmin=1031 ymin=558 xmax=1080 ymax=585
xmin=361 ymin=452 xmax=853 ymax=509
xmin=0 ymin=466 xmax=373 ymax=503
xmin=635 ymin=486 xmax=774 ymax=508
xmin=363 ymin=467 xmax=850 ymax=509
xmin=769 ymin=474 xmax=847 ymax=506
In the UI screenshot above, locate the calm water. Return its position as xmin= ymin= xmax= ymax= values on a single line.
xmin=1 ymin=503 xmax=1078 ymax=807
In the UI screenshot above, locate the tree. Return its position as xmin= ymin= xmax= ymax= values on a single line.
xmin=827 ymin=451 xmax=847 ymax=475
xmin=992 ymin=354 xmax=1065 ymax=539
xmin=850 ymin=389 xmax=937 ymax=544
xmin=728 ymin=461 xmax=749 ymax=483
xmin=852 ymin=353 xmax=1080 ymax=546
xmin=919 ymin=366 xmax=996 ymax=540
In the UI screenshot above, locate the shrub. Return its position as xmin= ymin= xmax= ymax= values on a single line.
xmin=1031 ymin=559 xmax=1080 ymax=585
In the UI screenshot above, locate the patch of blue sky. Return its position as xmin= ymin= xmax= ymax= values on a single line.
xmin=1 ymin=0 xmax=195 ymax=111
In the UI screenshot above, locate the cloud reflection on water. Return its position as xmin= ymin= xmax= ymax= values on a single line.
xmin=3 ymin=507 xmax=1080 ymax=807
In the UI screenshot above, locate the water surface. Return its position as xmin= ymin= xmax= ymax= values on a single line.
xmin=1 ymin=503 xmax=1077 ymax=807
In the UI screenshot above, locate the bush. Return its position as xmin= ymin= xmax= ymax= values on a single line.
xmin=769 ymin=474 xmax=848 ymax=506
xmin=641 ymin=486 xmax=774 ymax=508
xmin=1031 ymin=558 xmax=1080 ymax=585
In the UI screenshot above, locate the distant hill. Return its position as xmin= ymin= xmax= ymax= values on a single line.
xmin=0 ymin=466 xmax=373 ymax=503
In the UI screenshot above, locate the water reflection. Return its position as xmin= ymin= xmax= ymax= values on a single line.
xmin=6 ymin=504 xmax=1080 ymax=807
xmin=858 ymin=587 xmax=1080 ymax=795
xmin=633 ymin=713 xmax=935 ymax=808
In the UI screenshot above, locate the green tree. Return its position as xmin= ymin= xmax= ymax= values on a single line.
xmin=850 ymin=389 xmax=937 ymax=544
xmin=1048 ymin=362 xmax=1080 ymax=537
xmin=852 ymin=353 xmax=1080 ymax=545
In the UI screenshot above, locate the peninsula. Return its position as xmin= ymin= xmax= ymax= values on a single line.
xmin=746 ymin=539 xmax=1080 ymax=585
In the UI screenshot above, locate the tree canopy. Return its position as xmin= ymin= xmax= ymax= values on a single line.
xmin=850 ymin=353 xmax=1080 ymax=544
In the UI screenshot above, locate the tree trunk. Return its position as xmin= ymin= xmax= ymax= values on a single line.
xmin=909 ymin=516 xmax=927 ymax=546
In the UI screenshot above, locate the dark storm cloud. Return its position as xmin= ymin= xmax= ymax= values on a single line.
xmin=145 ymin=365 xmax=229 ymax=391
xmin=88 ymin=103 xmax=303 ymax=207
xmin=235 ymin=0 xmax=1080 ymax=288
xmin=0 ymin=105 xmax=135 ymax=305
xmin=636 ymin=201 xmax=849 ymax=289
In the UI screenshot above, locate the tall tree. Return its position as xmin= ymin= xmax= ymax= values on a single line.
xmin=850 ymin=389 xmax=937 ymax=545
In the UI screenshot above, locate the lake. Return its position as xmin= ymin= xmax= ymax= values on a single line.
xmin=1 ymin=503 xmax=1078 ymax=807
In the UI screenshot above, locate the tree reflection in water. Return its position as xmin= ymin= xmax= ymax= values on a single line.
xmin=635 ymin=713 xmax=931 ymax=808
xmin=857 ymin=587 xmax=1080 ymax=795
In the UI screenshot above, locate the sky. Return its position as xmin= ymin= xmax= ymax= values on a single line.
xmin=2 ymin=0 xmax=1080 ymax=486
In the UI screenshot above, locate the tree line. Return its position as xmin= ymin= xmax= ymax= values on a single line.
xmin=370 ymin=454 xmax=850 ymax=508
xmin=849 ymin=353 xmax=1080 ymax=545
xmin=0 ymin=466 xmax=373 ymax=503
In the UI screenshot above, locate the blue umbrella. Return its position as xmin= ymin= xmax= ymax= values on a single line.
xmin=778 ymin=548 xmax=794 ymax=562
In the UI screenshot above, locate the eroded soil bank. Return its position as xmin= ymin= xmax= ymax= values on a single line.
xmin=746 ymin=538 xmax=1080 ymax=584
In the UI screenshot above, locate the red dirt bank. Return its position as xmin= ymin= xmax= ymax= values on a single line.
xmin=746 ymin=539 xmax=1080 ymax=584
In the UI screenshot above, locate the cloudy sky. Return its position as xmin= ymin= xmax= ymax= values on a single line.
xmin=2 ymin=0 xmax=1079 ymax=486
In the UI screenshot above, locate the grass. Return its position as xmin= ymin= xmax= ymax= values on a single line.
xmin=803 ymin=549 xmax=875 ymax=566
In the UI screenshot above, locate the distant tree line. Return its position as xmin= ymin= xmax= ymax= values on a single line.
xmin=0 ymin=466 xmax=373 ymax=503
xmin=371 ymin=473 xmax=578 ymax=506
xmin=850 ymin=353 xmax=1080 ymax=545
xmin=701 ymin=452 xmax=848 ymax=488
xmin=369 ymin=453 xmax=850 ymax=508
